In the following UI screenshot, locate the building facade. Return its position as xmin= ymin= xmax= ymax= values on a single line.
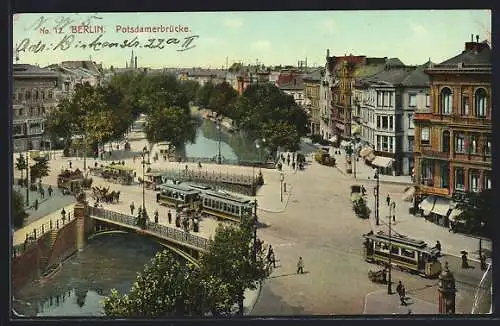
xmin=413 ymin=38 xmax=491 ymax=226
xmin=12 ymin=64 xmax=60 ymax=152
xmin=277 ymin=71 xmax=305 ymax=106
xmin=319 ymin=50 xmax=334 ymax=141
xmin=303 ymin=69 xmax=322 ymax=135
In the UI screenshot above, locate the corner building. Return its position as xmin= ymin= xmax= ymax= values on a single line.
xmin=413 ymin=38 xmax=491 ymax=225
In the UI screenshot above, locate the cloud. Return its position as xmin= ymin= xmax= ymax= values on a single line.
xmin=320 ymin=19 xmax=336 ymax=34
xmin=223 ymin=18 xmax=243 ymax=29
xmin=409 ymin=22 xmax=427 ymax=37
xmin=250 ymin=40 xmax=271 ymax=51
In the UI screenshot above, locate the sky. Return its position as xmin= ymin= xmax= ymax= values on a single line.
xmin=12 ymin=10 xmax=491 ymax=69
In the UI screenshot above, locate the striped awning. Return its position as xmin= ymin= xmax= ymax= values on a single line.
xmin=431 ymin=197 xmax=451 ymax=216
xmin=448 ymin=208 xmax=463 ymax=222
xmin=365 ymin=152 xmax=376 ymax=162
xmin=418 ymin=196 xmax=436 ymax=215
xmin=372 ymin=156 xmax=394 ymax=168
xmin=359 ymin=147 xmax=374 ymax=158
xmin=402 ymin=186 xmax=415 ymax=202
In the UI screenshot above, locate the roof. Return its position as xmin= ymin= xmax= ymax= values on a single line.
xmin=361 ymin=67 xmax=414 ymax=87
xmin=437 ymin=42 xmax=491 ymax=67
xmin=385 ymin=58 xmax=405 ymax=67
xmin=60 ymin=60 xmax=102 ymax=73
xmin=401 ymin=61 xmax=433 ymax=87
xmin=302 ymin=68 xmax=322 ymax=82
xmin=13 ymin=64 xmax=59 ymax=78
xmin=277 ymin=73 xmax=304 ymax=90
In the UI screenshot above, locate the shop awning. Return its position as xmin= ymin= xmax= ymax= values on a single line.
xmin=431 ymin=197 xmax=451 ymax=216
xmin=372 ymin=156 xmax=394 ymax=168
xmin=402 ymin=186 xmax=415 ymax=202
xmin=448 ymin=208 xmax=463 ymax=222
xmin=359 ymin=147 xmax=374 ymax=158
xmin=418 ymin=196 xmax=436 ymax=215
xmin=365 ymin=152 xmax=376 ymax=162
xmin=328 ymin=136 xmax=338 ymax=143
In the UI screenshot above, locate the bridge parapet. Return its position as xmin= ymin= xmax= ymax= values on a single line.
xmin=87 ymin=207 xmax=210 ymax=252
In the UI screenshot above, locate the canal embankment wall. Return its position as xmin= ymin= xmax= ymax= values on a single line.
xmin=12 ymin=216 xmax=84 ymax=291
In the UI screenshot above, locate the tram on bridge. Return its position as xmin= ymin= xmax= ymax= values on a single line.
xmin=199 ymin=190 xmax=255 ymax=223
xmin=156 ymin=183 xmax=201 ymax=209
xmin=362 ymin=230 xmax=442 ymax=278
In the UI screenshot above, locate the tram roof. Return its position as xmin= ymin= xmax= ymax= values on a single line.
xmin=202 ymin=190 xmax=252 ymax=204
xmin=158 ymin=183 xmax=200 ymax=194
xmin=183 ymin=182 xmax=212 ymax=190
xmin=364 ymin=231 xmax=428 ymax=249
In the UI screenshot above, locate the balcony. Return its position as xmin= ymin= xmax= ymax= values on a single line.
xmin=449 ymin=115 xmax=491 ymax=128
xmin=421 ymin=149 xmax=450 ymax=160
xmin=413 ymin=112 xmax=433 ymax=121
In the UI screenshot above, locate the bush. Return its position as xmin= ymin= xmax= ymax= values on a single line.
xmin=310 ymin=134 xmax=322 ymax=144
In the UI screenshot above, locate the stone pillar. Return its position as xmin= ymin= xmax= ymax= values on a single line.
xmin=438 ymin=261 xmax=456 ymax=314
xmin=74 ymin=203 xmax=86 ymax=251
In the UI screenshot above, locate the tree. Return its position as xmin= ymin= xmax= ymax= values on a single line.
xmin=455 ymin=190 xmax=493 ymax=236
xmin=262 ymin=121 xmax=301 ymax=153
xmin=199 ymin=213 xmax=270 ymax=315
xmin=15 ymin=154 xmax=27 ymax=185
xmin=197 ymin=82 xmax=214 ymax=108
xmin=29 ymin=156 xmax=50 ymax=183
xmin=12 ymin=190 xmax=28 ymax=228
xmin=143 ymin=106 xmax=197 ymax=147
xmin=179 ymin=80 xmax=200 ymax=104
xmin=207 ymin=82 xmax=239 ymax=118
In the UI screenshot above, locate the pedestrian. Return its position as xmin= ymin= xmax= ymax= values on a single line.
xmin=361 ymin=185 xmax=366 ymax=196
xmin=296 ymin=256 xmax=304 ymax=274
xmin=461 ymin=252 xmax=469 ymax=268
xmin=185 ymin=164 xmax=188 ymax=171
xmin=130 ymin=201 xmax=135 ymax=215
xmin=386 ymin=194 xmax=390 ymax=206
xmin=434 ymin=241 xmax=441 ymax=255
xmin=48 ymin=185 xmax=53 ymax=197
xmin=34 ymin=199 xmax=39 ymax=210
xmin=198 ymin=161 xmax=202 ymax=168
xmin=61 ymin=207 xmax=66 ymax=220
xmin=480 ymin=254 xmax=487 ymax=271
xmin=40 ymin=187 xmax=45 ymax=199
xmin=292 ymin=162 xmax=296 ymax=170
xmin=154 ymin=209 xmax=159 ymax=223
xmin=167 ymin=210 xmax=172 ymax=224
xmin=69 ymin=161 xmax=72 ymax=169
xmin=392 ymin=214 xmax=396 ymax=223
xmin=286 ymin=157 xmax=290 ymax=166
xmin=396 ymin=281 xmax=407 ymax=306
xmin=133 ymin=156 xmax=136 ymax=163
xmin=267 ymin=246 xmax=276 ymax=268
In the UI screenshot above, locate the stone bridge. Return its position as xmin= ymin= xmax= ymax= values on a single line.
xmin=86 ymin=206 xmax=211 ymax=266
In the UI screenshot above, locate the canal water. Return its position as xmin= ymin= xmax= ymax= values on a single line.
xmin=183 ymin=118 xmax=262 ymax=162
xmin=13 ymin=233 xmax=163 ymax=317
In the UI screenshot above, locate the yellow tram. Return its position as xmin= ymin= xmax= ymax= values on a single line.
xmin=156 ymin=183 xmax=200 ymax=209
xmin=200 ymin=190 xmax=254 ymax=223
xmin=362 ymin=231 xmax=442 ymax=278
xmin=102 ymin=165 xmax=135 ymax=185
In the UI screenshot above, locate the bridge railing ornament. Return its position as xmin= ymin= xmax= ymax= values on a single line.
xmin=88 ymin=207 xmax=210 ymax=252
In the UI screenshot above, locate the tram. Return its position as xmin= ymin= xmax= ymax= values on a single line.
xmin=362 ymin=230 xmax=442 ymax=278
xmin=156 ymin=183 xmax=201 ymax=209
xmin=200 ymin=190 xmax=255 ymax=222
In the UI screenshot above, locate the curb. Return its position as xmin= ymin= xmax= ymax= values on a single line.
xmin=335 ymin=166 xmax=413 ymax=186
xmin=246 ymin=281 xmax=263 ymax=315
xmin=257 ymin=184 xmax=293 ymax=214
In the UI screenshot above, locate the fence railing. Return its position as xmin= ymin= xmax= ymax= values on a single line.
xmin=12 ymin=212 xmax=73 ymax=258
xmin=151 ymin=168 xmax=257 ymax=186
xmin=88 ymin=207 xmax=210 ymax=252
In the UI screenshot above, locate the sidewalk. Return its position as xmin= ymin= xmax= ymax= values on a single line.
xmin=330 ymin=147 xmax=413 ymax=186
xmin=13 ymin=203 xmax=76 ymax=246
xmin=363 ymin=290 xmax=438 ymax=315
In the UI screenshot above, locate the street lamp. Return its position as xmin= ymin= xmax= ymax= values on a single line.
xmin=216 ymin=119 xmax=222 ymax=164
xmin=141 ymin=147 xmax=148 ymax=223
xmin=25 ymin=129 xmax=32 ymax=207
xmin=479 ymin=221 xmax=486 ymax=257
xmin=280 ymin=173 xmax=284 ymax=203
xmin=387 ymin=198 xmax=396 ymax=295
xmin=351 ymin=137 xmax=357 ymax=179
xmin=373 ymin=168 xmax=380 ymax=226
xmin=253 ymin=199 xmax=258 ymax=263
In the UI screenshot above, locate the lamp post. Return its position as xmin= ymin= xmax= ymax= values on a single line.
xmin=280 ymin=173 xmax=284 ymax=203
xmin=373 ymin=168 xmax=380 ymax=225
xmin=351 ymin=137 xmax=357 ymax=179
xmin=25 ymin=127 xmax=31 ymax=207
xmin=387 ymin=198 xmax=396 ymax=295
xmin=479 ymin=221 xmax=485 ymax=257
xmin=216 ymin=119 xmax=222 ymax=164
xmin=253 ymin=199 xmax=258 ymax=264
xmin=141 ymin=147 xmax=148 ymax=221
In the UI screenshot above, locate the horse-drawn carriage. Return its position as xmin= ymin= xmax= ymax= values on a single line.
xmin=144 ymin=172 xmax=164 ymax=190
xmin=91 ymin=186 xmax=120 ymax=204
xmin=57 ymin=169 xmax=93 ymax=194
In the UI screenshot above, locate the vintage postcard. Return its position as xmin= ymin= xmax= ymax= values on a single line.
xmin=11 ymin=10 xmax=492 ymax=317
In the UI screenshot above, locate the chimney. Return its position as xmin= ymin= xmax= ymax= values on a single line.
xmin=471 ymin=34 xmax=474 ymax=42
xmin=476 ymin=35 xmax=479 ymax=43
xmin=326 ymin=49 xmax=330 ymax=58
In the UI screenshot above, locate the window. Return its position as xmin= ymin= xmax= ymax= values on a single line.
xmin=13 ymin=125 xmax=23 ymax=135
xmin=381 ymin=116 xmax=388 ymax=129
xmin=469 ymin=170 xmax=480 ymax=192
xmin=442 ymin=131 xmax=450 ymax=153
xmin=17 ymin=92 xmax=23 ymax=100
xmin=441 ymin=162 xmax=449 ymax=188
xmin=408 ymin=137 xmax=414 ymax=152
xmin=421 ymin=127 xmax=430 ymax=144
xmin=409 ymin=94 xmax=417 ymax=107
xmin=461 ymin=95 xmax=469 ymax=116
xmin=400 ymin=248 xmax=416 ymax=260
xmin=455 ymin=133 xmax=465 ymax=152
xmin=19 ymin=108 xmax=24 ymax=116
xmin=469 ymin=135 xmax=478 ymax=154
xmin=34 ymin=89 xmax=39 ymax=100
xmin=25 ymin=90 xmax=31 ymax=100
xmin=475 ymin=88 xmax=487 ymax=117
xmin=408 ymin=114 xmax=414 ymax=129
xmin=41 ymin=91 xmax=45 ymax=100
xmin=48 ymin=90 xmax=53 ymax=99
xmin=421 ymin=159 xmax=434 ymax=186
xmin=382 ymin=136 xmax=388 ymax=152
xmin=388 ymin=92 xmax=393 ymax=107
xmin=425 ymin=94 xmax=430 ymax=107
xmin=440 ymin=87 xmax=452 ymax=115
xmin=484 ymin=173 xmax=492 ymax=190
xmin=389 ymin=116 xmax=393 ymax=130
xmin=455 ymin=168 xmax=465 ymax=190
xmin=377 ymin=116 xmax=381 ymax=129
xmin=377 ymin=92 xmax=382 ymax=106
xmin=484 ymin=138 xmax=492 ymax=156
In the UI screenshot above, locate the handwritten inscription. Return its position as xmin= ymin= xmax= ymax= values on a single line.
xmin=16 ymin=34 xmax=200 ymax=53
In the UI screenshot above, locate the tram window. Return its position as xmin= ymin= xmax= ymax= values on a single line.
xmin=374 ymin=242 xmax=381 ymax=251
xmin=391 ymin=247 xmax=399 ymax=255
xmin=180 ymin=194 xmax=185 ymax=201
xmin=231 ymin=205 xmax=235 ymax=214
xmin=400 ymin=248 xmax=416 ymax=259
xmin=216 ymin=201 xmax=220 ymax=210
xmin=203 ymin=198 xmax=207 ymax=206
xmin=236 ymin=207 xmax=240 ymax=215
xmin=223 ymin=203 xmax=228 ymax=212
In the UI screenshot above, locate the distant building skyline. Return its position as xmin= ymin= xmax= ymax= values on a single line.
xmin=13 ymin=11 xmax=491 ymax=69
